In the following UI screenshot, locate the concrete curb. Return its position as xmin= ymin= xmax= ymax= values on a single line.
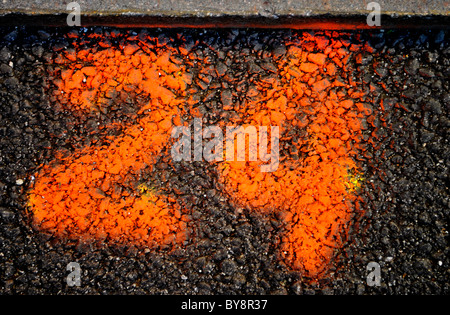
xmin=0 ymin=1 xmax=448 ymax=29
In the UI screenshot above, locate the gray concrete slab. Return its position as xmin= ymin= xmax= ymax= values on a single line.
xmin=0 ymin=0 xmax=448 ymax=28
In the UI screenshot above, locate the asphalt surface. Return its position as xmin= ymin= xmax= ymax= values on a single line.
xmin=0 ymin=26 xmax=448 ymax=295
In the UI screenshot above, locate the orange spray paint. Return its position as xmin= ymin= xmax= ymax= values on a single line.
xmin=29 ymin=34 xmax=190 ymax=248
xmin=217 ymin=34 xmax=370 ymax=277
xmin=28 ymin=31 xmax=370 ymax=278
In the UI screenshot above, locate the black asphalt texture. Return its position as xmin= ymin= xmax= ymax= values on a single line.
xmin=0 ymin=27 xmax=448 ymax=295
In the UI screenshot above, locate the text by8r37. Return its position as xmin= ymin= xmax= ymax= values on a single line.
xmin=225 ymin=299 xmax=267 ymax=310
